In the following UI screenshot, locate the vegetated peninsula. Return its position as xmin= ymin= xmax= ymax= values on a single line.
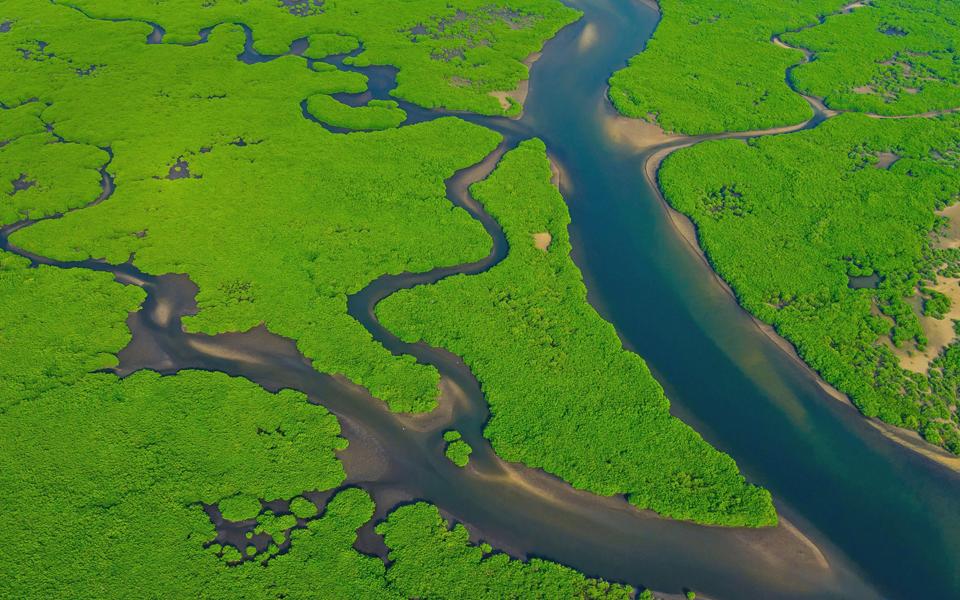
xmin=614 ymin=0 xmax=960 ymax=453
xmin=378 ymin=139 xmax=776 ymax=525
xmin=608 ymin=0 xmax=850 ymax=135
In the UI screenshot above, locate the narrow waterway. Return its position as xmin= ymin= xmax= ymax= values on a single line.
xmin=5 ymin=0 xmax=960 ymax=598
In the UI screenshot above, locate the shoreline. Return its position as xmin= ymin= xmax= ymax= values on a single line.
xmin=630 ymin=119 xmax=960 ymax=475
xmin=633 ymin=0 xmax=660 ymax=14
xmin=547 ymin=153 xmax=567 ymax=191
xmin=490 ymin=51 xmax=543 ymax=117
xmin=468 ymin=450 xmax=836 ymax=577
xmin=602 ymin=0 xmax=960 ymax=473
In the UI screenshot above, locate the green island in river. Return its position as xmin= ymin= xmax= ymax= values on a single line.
xmin=2 ymin=0 xmax=960 ymax=598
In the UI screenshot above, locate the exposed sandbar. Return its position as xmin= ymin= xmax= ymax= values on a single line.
xmin=600 ymin=95 xmax=684 ymax=153
xmin=533 ymin=231 xmax=552 ymax=250
xmin=577 ymin=22 xmax=598 ymax=52
xmin=489 ymin=51 xmax=542 ymax=114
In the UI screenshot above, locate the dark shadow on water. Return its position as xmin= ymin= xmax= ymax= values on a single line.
xmin=848 ymin=274 xmax=881 ymax=289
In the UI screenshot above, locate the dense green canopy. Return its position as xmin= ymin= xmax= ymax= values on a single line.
xmin=378 ymin=502 xmax=634 ymax=599
xmin=379 ymin=139 xmax=776 ymax=525
xmin=0 ymin=254 xmax=373 ymax=597
xmin=4 ymin=0 xmax=519 ymax=412
xmin=305 ymin=96 xmax=407 ymax=131
xmin=0 ymin=183 xmax=632 ymax=599
xmin=0 ymin=254 xmax=143 ymax=412
xmin=786 ymin=0 xmax=960 ymax=116
xmin=608 ymin=0 xmax=847 ymax=134
xmin=0 ymin=103 xmax=108 ymax=225
xmin=445 ymin=438 xmax=474 ymax=467
xmin=52 ymin=0 xmax=579 ymax=115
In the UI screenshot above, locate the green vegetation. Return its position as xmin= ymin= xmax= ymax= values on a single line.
xmin=0 ymin=254 xmax=143 ymax=412
xmin=13 ymin=118 xmax=498 ymax=414
xmin=377 ymin=502 xmax=633 ymax=599
xmin=660 ymin=113 xmax=960 ymax=452
xmin=2 ymin=363 xmax=353 ymax=580
xmin=2 ymin=0 xmax=522 ymax=412
xmin=443 ymin=429 xmax=473 ymax=466
xmin=220 ymin=493 xmax=267 ymax=521
xmin=0 ymin=249 xmax=389 ymax=597
xmin=58 ymin=0 xmax=579 ymax=115
xmin=1 ymin=250 xmax=643 ymax=597
xmin=289 ymin=496 xmax=319 ymax=518
xmin=923 ymin=286 xmax=951 ymax=318
xmin=0 ymin=103 xmax=109 ymax=225
xmin=255 ymin=510 xmax=299 ymax=545
xmin=446 ymin=440 xmax=474 ymax=467
xmin=0 ymin=0 xmax=579 ymax=414
xmin=786 ymin=0 xmax=960 ymax=116
xmin=303 ymin=33 xmax=360 ymax=59
xmin=378 ymin=139 xmax=775 ymax=525
xmin=305 ymin=95 xmax=407 ymax=131
xmin=264 ymin=487 xmax=395 ymax=598
xmin=608 ymin=0 xmax=847 ymax=134
xmin=3 ymin=242 xmax=633 ymax=597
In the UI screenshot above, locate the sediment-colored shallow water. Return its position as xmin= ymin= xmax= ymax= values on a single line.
xmin=3 ymin=1 xmax=959 ymax=598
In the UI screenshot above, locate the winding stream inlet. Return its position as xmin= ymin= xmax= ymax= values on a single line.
xmin=4 ymin=0 xmax=960 ymax=598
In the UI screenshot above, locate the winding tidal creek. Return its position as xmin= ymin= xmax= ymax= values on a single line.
xmin=3 ymin=1 xmax=960 ymax=598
